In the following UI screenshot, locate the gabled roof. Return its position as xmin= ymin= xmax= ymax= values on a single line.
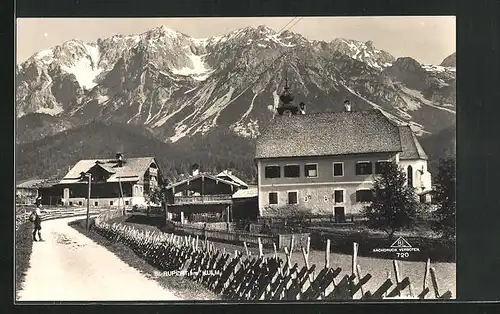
xmin=216 ymin=170 xmax=248 ymax=188
xmin=16 ymin=179 xmax=47 ymax=189
xmin=232 ymin=187 xmax=258 ymax=199
xmin=255 ymin=110 xmax=402 ymax=159
xmin=167 ymin=173 xmax=241 ymax=190
xmin=60 ymin=157 xmax=157 ymax=184
xmin=91 ymin=163 xmax=116 ymax=174
xmin=399 ymin=126 xmax=428 ymax=160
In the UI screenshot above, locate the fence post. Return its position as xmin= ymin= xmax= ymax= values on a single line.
xmin=356 ymin=264 xmax=365 ymax=297
xmin=423 ymin=258 xmax=431 ymax=291
xmin=393 ymin=260 xmax=402 ymax=297
xmin=289 ymin=236 xmax=295 ymax=262
xmin=244 ymin=241 xmax=249 ymax=256
xmin=384 ymin=271 xmax=391 ymax=298
xmin=352 ymin=242 xmax=358 ymax=277
xmin=325 ymin=239 xmax=331 ymax=269
xmin=258 ymin=238 xmax=264 ymax=258
xmin=273 ymin=242 xmax=278 ymax=260
xmin=284 ymin=247 xmax=291 ymax=269
xmin=429 ymin=267 xmax=440 ymax=298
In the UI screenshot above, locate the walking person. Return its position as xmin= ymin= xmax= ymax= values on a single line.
xmin=30 ymin=196 xmax=44 ymax=242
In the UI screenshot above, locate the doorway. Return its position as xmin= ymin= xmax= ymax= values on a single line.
xmin=334 ymin=206 xmax=345 ymax=223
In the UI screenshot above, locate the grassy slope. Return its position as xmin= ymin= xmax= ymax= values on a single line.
xmin=15 ymin=222 xmax=34 ymax=299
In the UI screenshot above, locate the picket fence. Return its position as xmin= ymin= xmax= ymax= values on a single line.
xmin=92 ymin=212 xmax=453 ymax=300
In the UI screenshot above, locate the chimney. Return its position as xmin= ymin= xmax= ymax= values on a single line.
xmin=299 ymin=102 xmax=306 ymax=115
xmin=191 ymin=164 xmax=200 ymax=176
xmin=116 ymin=152 xmax=123 ymax=167
xmin=344 ymin=100 xmax=351 ymax=112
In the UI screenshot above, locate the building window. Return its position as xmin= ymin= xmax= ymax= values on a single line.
xmin=334 ymin=190 xmax=344 ymax=203
xmin=125 ymin=201 xmax=130 ymax=206
xmin=356 ymin=162 xmax=373 ymax=175
xmin=94 ymin=201 xmax=99 ymax=206
xmin=407 ymin=166 xmax=413 ymax=187
xmin=288 ymin=192 xmax=298 ymax=205
xmin=79 ymin=201 xmax=82 ymax=205
xmin=269 ymin=192 xmax=278 ymax=205
xmin=356 ymin=190 xmax=373 ymax=203
xmin=304 ymin=164 xmax=318 ymax=178
xmin=265 ymin=166 xmax=281 ymax=179
xmin=110 ymin=201 xmax=114 ymax=206
xmin=333 ymin=162 xmax=344 ymax=177
xmin=375 ymin=161 xmax=391 ymax=174
xmin=284 ymin=165 xmax=300 ymax=178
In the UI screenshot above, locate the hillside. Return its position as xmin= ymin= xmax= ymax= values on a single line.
xmin=419 ymin=124 xmax=456 ymax=174
xmin=16 ymin=122 xmax=257 ymax=183
xmin=16 ymin=119 xmax=452 ymax=184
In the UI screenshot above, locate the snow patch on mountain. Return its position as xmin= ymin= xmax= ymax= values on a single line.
xmin=422 ymin=64 xmax=456 ymax=74
xmin=172 ymin=53 xmax=214 ymax=81
xmin=397 ymin=85 xmax=456 ymax=114
xmin=233 ymin=119 xmax=260 ymax=138
xmin=170 ymin=124 xmax=190 ymax=143
xmin=97 ymin=95 xmax=109 ymax=104
xmin=36 ymin=103 xmax=64 ymax=116
xmin=34 ymin=49 xmax=55 ymax=65
xmin=60 ymin=44 xmax=103 ymax=90
xmin=200 ymin=86 xmax=235 ymax=125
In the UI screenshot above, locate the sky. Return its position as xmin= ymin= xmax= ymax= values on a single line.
xmin=16 ymin=16 xmax=456 ymax=65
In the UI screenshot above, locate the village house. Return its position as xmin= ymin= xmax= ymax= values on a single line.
xmin=58 ymin=153 xmax=163 ymax=208
xmin=165 ymin=165 xmax=248 ymax=223
xmin=254 ymin=86 xmax=432 ymax=222
xmin=16 ymin=179 xmax=45 ymax=205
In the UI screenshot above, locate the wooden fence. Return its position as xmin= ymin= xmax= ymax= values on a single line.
xmin=92 ymin=213 xmax=453 ymax=300
xmin=172 ymin=220 xmax=309 ymax=250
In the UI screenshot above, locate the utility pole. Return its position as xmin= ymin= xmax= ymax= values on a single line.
xmin=86 ymin=173 xmax=92 ymax=230
xmin=118 ymin=176 xmax=125 ymax=215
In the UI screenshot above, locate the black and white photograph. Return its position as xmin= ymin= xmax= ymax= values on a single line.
xmin=15 ymin=16 xmax=456 ymax=302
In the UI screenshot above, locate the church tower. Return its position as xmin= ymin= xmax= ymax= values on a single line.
xmin=276 ymin=71 xmax=306 ymax=116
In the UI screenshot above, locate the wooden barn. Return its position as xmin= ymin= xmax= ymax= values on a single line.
xmin=231 ymin=186 xmax=259 ymax=221
xmin=165 ymin=166 xmax=248 ymax=223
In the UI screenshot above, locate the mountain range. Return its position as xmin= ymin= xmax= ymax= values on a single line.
xmin=16 ymin=25 xmax=456 ymax=182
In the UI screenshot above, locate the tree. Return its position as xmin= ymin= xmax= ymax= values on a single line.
xmin=431 ymin=157 xmax=456 ymax=238
xmin=362 ymin=161 xmax=420 ymax=241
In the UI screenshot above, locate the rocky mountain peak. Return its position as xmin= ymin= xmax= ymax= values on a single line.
xmin=390 ymin=57 xmax=423 ymax=71
xmin=440 ymin=52 xmax=456 ymax=67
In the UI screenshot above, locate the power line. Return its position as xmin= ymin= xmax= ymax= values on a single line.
xmin=277 ymin=16 xmax=298 ymax=34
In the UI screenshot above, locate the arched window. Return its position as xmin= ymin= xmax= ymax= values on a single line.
xmin=407 ymin=166 xmax=413 ymax=187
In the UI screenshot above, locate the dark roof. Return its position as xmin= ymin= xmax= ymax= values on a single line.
xmin=255 ymin=110 xmax=402 ymax=159
xmin=399 ymin=126 xmax=428 ymax=160
xmin=60 ymin=157 xmax=157 ymax=184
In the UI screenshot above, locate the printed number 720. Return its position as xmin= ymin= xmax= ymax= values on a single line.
xmin=396 ymin=252 xmax=410 ymax=258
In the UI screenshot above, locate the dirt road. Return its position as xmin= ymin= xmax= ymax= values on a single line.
xmin=17 ymin=216 xmax=183 ymax=301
